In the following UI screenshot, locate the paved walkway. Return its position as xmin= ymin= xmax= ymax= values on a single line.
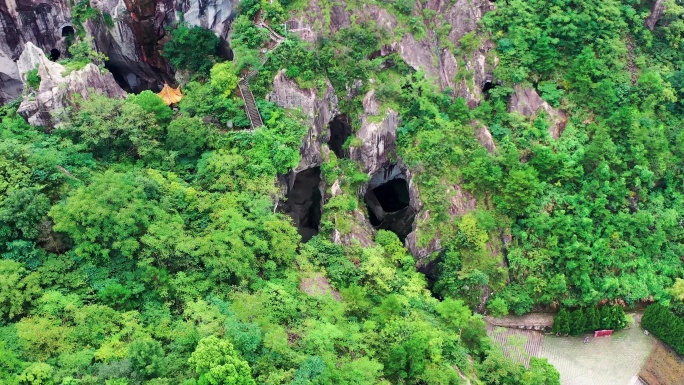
xmin=541 ymin=325 xmax=654 ymax=385
xmin=487 ymin=313 xmax=656 ymax=385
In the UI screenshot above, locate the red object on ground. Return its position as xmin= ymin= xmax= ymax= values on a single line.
xmin=594 ymin=329 xmax=613 ymax=337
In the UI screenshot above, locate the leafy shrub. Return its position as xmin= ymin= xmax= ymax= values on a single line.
xmin=552 ymin=306 xmax=626 ymax=336
xmin=487 ymin=297 xmax=509 ymax=317
xmin=25 ymin=69 xmax=41 ymax=89
xmin=537 ymin=82 xmax=564 ymax=107
xmin=163 ymin=24 xmax=219 ymax=76
xmin=102 ymin=12 xmax=115 ymax=28
xmin=393 ymin=0 xmax=414 ymax=15
xmin=210 ymin=62 xmax=239 ymax=97
xmin=285 ymin=65 xmax=301 ymax=78
xmin=642 ymin=303 xmax=684 ymax=355
xmin=125 ymin=91 xmax=173 ymax=126
xmin=63 ymin=38 xmax=108 ymax=72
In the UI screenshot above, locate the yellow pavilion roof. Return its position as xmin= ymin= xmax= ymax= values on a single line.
xmin=157 ymin=84 xmax=183 ymax=105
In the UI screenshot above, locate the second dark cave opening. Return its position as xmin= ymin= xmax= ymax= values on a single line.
xmin=280 ymin=167 xmax=323 ymax=242
xmin=327 ymin=114 xmax=352 ymax=159
xmin=364 ymin=165 xmax=416 ymax=242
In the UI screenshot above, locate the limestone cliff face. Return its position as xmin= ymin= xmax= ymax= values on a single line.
xmin=0 ymin=0 xmax=236 ymax=101
xmin=287 ymin=0 xmax=496 ymax=105
xmin=0 ymin=0 xmax=72 ymax=103
xmin=88 ymin=0 xmax=235 ymax=91
xmin=349 ymin=90 xmax=399 ymax=177
xmin=16 ymin=43 xmax=126 ymax=127
xmin=397 ymin=0 xmax=496 ymax=106
xmin=269 ymin=69 xmax=339 ymax=173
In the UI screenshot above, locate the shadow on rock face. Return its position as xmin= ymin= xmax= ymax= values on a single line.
xmin=328 ymin=114 xmax=352 ymax=159
xmin=49 ymin=48 xmax=60 ymax=61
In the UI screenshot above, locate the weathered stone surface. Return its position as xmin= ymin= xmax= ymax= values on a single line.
xmin=0 ymin=50 xmax=22 ymax=103
xmin=645 ymin=0 xmax=666 ymax=30
xmin=331 ymin=209 xmax=376 ymax=248
xmin=268 ymin=69 xmax=338 ymax=172
xmin=0 ymin=0 xmax=72 ymax=102
xmin=509 ymin=85 xmax=567 ymax=139
xmin=473 ymin=121 xmax=496 ymax=153
xmin=287 ymin=0 xmax=496 ymax=105
xmin=16 ymin=43 xmax=126 ymax=127
xmin=349 ymin=90 xmax=399 ymax=177
xmin=300 ymin=272 xmax=341 ymax=300
xmin=0 ymin=0 xmax=236 ymax=98
xmin=405 ymin=184 xmax=478 ymax=260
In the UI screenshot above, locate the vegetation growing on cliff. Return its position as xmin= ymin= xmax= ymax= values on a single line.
xmin=5 ymin=0 xmax=684 ymax=383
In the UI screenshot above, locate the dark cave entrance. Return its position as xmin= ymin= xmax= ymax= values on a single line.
xmin=104 ymin=61 xmax=134 ymax=93
xmin=328 ymin=115 xmax=352 ymax=158
xmin=61 ymin=25 xmax=75 ymax=37
xmin=280 ymin=167 xmax=323 ymax=242
xmin=372 ymin=179 xmax=410 ymax=213
xmin=482 ymin=80 xmax=496 ymax=99
xmin=364 ymin=165 xmax=416 ymax=242
xmin=218 ymin=38 xmax=234 ymax=61
xmin=49 ymin=49 xmax=60 ymax=61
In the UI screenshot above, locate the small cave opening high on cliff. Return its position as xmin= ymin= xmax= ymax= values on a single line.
xmin=364 ymin=165 xmax=416 ymax=242
xmin=280 ymin=167 xmax=323 ymax=242
xmin=49 ymin=49 xmax=60 ymax=61
xmin=61 ymin=25 xmax=74 ymax=37
xmin=328 ymin=114 xmax=352 ymax=158
xmin=482 ymin=80 xmax=495 ymax=94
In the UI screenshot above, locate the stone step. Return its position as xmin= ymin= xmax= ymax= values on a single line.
xmin=238 ymin=79 xmax=263 ymax=129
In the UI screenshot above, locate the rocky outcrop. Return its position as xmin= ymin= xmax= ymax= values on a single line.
xmin=87 ymin=0 xmax=176 ymax=92
xmin=509 ymin=85 xmax=567 ymax=139
xmin=420 ymin=0 xmax=495 ymax=105
xmin=474 ymin=121 xmax=496 ymax=153
xmin=88 ymin=0 xmax=235 ymax=92
xmin=300 ymin=272 xmax=341 ymax=300
xmin=16 ymin=43 xmax=126 ymax=127
xmin=349 ymin=90 xmax=399 ymax=176
xmin=269 ymin=69 xmax=339 ymax=173
xmin=0 ymin=0 xmax=72 ymax=103
xmin=330 ymin=181 xmax=375 ymax=248
xmin=0 ymin=50 xmax=22 ymax=103
xmin=286 ymin=0 xmax=496 ymax=105
xmin=645 ymin=0 xmax=666 ymax=30
xmin=0 ymin=0 xmax=236 ymax=99
xmin=470 ymin=121 xmax=496 ymax=154
xmin=405 ymin=184 xmax=478 ymax=260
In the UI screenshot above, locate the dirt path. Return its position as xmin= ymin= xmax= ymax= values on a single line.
xmin=485 ymin=313 xmax=554 ymax=329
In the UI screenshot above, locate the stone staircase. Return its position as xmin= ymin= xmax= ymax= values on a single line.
xmin=258 ymin=22 xmax=286 ymax=44
xmin=238 ymin=78 xmax=263 ymax=129
xmin=236 ymin=15 xmax=288 ymax=131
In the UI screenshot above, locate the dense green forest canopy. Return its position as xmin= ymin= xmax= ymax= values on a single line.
xmin=3 ymin=0 xmax=684 ymax=383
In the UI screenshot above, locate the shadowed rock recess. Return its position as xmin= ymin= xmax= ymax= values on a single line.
xmin=364 ymin=165 xmax=416 ymax=241
xmin=280 ymin=167 xmax=323 ymax=242
xmin=327 ymin=114 xmax=352 ymax=158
